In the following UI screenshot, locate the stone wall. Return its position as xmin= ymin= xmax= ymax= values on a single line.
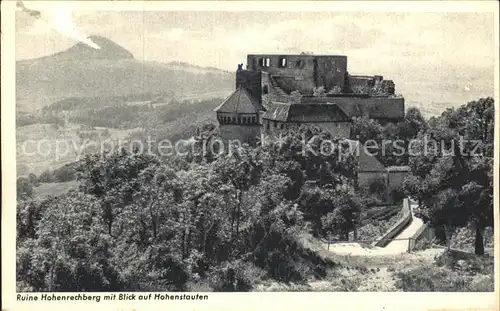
xmin=236 ymin=70 xmax=262 ymax=101
xmin=219 ymin=124 xmax=261 ymax=145
xmin=262 ymin=120 xmax=351 ymax=138
xmin=246 ymin=54 xmax=347 ymax=92
xmin=315 ymin=56 xmax=348 ymax=92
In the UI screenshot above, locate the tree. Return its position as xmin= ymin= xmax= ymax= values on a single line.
xmin=212 ymin=143 xmax=263 ymax=252
xmin=399 ymin=107 xmax=428 ymax=139
xmin=420 ymin=188 xmax=469 ymax=250
xmin=77 ymin=150 xmax=161 ymax=236
xmin=28 ymin=173 xmax=40 ymax=187
xmin=321 ymin=186 xmax=361 ymax=241
xmin=403 ymin=98 xmax=494 ymax=253
xmin=351 ymin=116 xmax=383 ymax=143
xmin=17 ymin=191 xmax=121 ymax=291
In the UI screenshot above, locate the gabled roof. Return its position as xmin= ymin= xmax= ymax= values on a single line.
xmin=262 ymin=102 xmax=350 ymax=122
xmin=214 ymin=86 xmax=264 ymax=113
xmin=344 ymin=139 xmax=387 ymax=172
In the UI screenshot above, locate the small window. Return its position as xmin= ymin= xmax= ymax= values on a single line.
xmin=259 ymin=58 xmax=265 ymax=67
xmin=265 ymin=58 xmax=271 ymax=67
xmin=262 ymin=85 xmax=269 ymax=95
xmin=252 ymin=116 xmax=256 ymax=123
xmin=279 ymin=57 xmax=287 ymax=68
xmin=266 ymin=121 xmax=270 ymax=130
xmin=273 ymin=121 xmax=277 ymax=128
xmin=279 ymin=123 xmax=284 ymax=129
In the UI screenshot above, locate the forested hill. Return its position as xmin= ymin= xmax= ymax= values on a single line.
xmin=16 ymin=36 xmax=234 ymax=112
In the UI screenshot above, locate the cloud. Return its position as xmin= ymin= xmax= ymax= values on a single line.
xmin=18 ymin=2 xmax=101 ymax=49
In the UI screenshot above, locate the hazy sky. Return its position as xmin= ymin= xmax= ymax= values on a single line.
xmin=16 ymin=10 xmax=495 ymax=108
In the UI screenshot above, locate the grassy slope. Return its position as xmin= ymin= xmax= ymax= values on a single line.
xmin=33 ymin=180 xmax=79 ymax=199
xmin=16 ymin=123 xmax=139 ymax=177
xmin=252 ymin=234 xmax=494 ymax=292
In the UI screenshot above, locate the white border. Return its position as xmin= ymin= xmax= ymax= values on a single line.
xmin=2 ymin=1 xmax=499 ymax=311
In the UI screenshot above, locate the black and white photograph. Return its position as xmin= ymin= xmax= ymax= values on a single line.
xmin=2 ymin=0 xmax=498 ymax=304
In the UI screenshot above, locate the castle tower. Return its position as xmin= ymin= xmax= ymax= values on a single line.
xmin=214 ymin=85 xmax=265 ymax=145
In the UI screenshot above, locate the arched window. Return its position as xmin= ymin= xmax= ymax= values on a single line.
xmin=265 ymin=58 xmax=271 ymax=67
xmin=279 ymin=57 xmax=287 ymax=68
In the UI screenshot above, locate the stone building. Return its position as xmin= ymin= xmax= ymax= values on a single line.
xmin=215 ymin=54 xmax=405 ymax=143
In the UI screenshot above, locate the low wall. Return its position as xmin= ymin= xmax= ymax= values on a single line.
xmin=374 ymin=198 xmax=412 ymax=247
xmin=408 ymin=224 xmax=435 ymax=252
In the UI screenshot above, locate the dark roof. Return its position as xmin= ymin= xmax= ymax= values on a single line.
xmin=344 ymin=140 xmax=387 ymax=172
xmin=262 ymin=102 xmax=350 ymax=122
xmin=262 ymin=102 xmax=290 ymax=122
xmin=214 ymin=86 xmax=264 ymax=113
xmin=300 ymin=97 xmax=405 ymax=120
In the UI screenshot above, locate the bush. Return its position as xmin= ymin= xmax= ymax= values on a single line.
xmin=390 ymin=187 xmax=405 ymax=203
xmin=361 ymin=195 xmax=384 ymax=207
xmin=412 ymin=237 xmax=438 ymax=251
xmin=53 ymin=164 xmax=77 ymax=182
xmin=368 ymin=178 xmax=387 ymax=194
xmin=395 ymin=265 xmax=493 ymax=292
xmin=17 ymin=177 xmax=33 ymax=199
xmin=28 ymin=173 xmax=40 ymax=187
xmin=38 ymin=170 xmax=55 ymax=183
xmin=208 ymin=260 xmax=266 ymax=292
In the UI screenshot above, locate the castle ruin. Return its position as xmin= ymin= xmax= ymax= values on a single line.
xmin=214 ymin=54 xmax=405 ymax=144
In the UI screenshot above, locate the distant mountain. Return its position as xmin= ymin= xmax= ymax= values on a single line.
xmin=48 ymin=36 xmax=135 ymax=61
xmin=16 ymin=36 xmax=234 ymax=112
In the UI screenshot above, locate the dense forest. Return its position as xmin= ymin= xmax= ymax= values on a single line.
xmin=16 ymin=97 xmax=494 ymax=291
